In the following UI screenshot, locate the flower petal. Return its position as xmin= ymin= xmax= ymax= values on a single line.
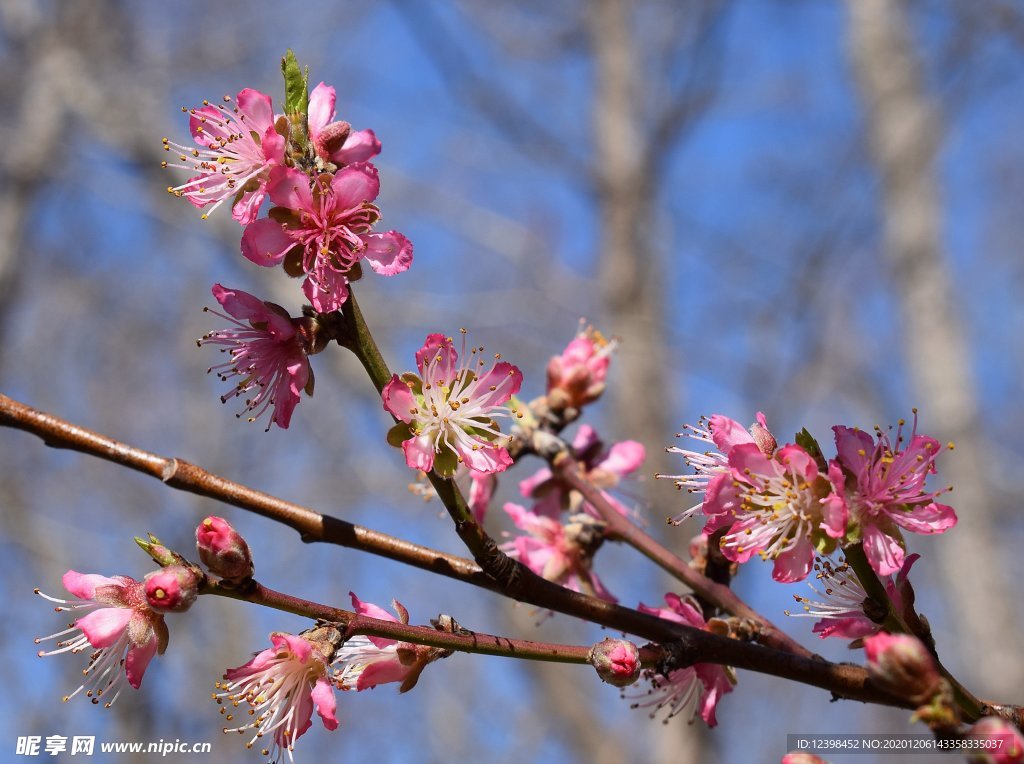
xmin=241 ymin=218 xmax=294 ymax=267
xmin=311 ymin=677 xmax=339 ymax=730
xmin=124 ymin=637 xmax=158 ymax=689
xmin=307 ymin=82 xmax=337 ymax=137
xmin=361 ymin=231 xmax=413 ymax=276
xmin=76 ymin=607 xmax=132 ymax=648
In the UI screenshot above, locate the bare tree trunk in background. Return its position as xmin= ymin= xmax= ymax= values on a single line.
xmin=846 ymin=0 xmax=1020 ymax=698
xmin=587 ymin=0 xmax=671 ymax=486
xmin=587 ymin=5 xmax=707 ymax=762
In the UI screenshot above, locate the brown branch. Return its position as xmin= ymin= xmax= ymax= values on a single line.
xmin=2 ymin=389 xmax=1005 ymax=715
xmin=0 ymin=391 xmax=494 ymax=592
xmin=204 ymin=577 xmax=613 ymax=666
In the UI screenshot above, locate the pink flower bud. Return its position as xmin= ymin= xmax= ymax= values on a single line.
xmin=196 ymin=516 xmax=254 ymax=582
xmin=546 ymin=326 xmax=615 ymax=411
xmin=781 ymin=755 xmax=830 ymax=764
xmin=588 ymin=637 xmax=641 ymax=687
xmin=144 ymin=565 xmax=201 ymax=613
xmin=863 ymin=632 xmax=941 ymax=704
xmin=967 ymin=717 xmax=1024 ymax=764
xmin=750 ymin=411 xmax=777 ymax=456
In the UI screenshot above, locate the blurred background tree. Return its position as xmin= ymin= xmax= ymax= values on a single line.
xmin=2 ymin=1 xmax=1022 ymax=761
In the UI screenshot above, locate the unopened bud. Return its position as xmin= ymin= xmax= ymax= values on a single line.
xmin=545 ymin=326 xmax=614 ymax=411
xmin=967 ymin=717 xmax=1024 ymax=764
xmin=750 ymin=412 xmax=777 ymax=456
xmin=196 ymin=516 xmax=254 ymax=582
xmin=144 ymin=565 xmax=202 ymax=613
xmin=589 ymin=637 xmax=641 ymax=687
xmin=315 ymin=120 xmax=352 ymax=161
xmin=863 ymin=633 xmax=941 ymax=704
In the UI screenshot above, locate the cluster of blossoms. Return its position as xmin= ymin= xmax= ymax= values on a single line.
xmin=627 ymin=593 xmax=735 ymax=726
xmin=36 ymin=513 xmax=449 ymax=763
xmin=217 ymin=594 xmax=446 ymax=762
xmin=167 ymin=69 xmax=412 ymax=430
xmin=659 ymin=411 xmax=957 ymax=581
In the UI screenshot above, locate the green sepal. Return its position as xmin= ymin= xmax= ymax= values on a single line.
xmin=795 ymin=427 xmax=828 ymax=472
xmin=433 ymin=449 xmax=458 ymax=479
xmin=387 ymin=422 xmax=413 ymax=449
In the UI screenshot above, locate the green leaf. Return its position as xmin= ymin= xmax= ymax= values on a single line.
xmin=795 ymin=427 xmax=828 ymax=472
xmin=281 ymin=49 xmax=309 ymax=117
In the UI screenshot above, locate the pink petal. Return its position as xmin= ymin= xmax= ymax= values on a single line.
xmin=571 ymin=424 xmax=600 ymax=453
xmin=664 ymin=592 xmax=706 ymax=627
xmin=727 ymin=442 xmax=775 ymax=482
xmin=518 ymin=467 xmax=552 ymax=499
xmin=771 ymin=537 xmax=814 ymax=582
xmin=311 ymin=677 xmax=339 ymax=730
xmin=307 ymin=82 xmax=337 ymax=137
xmin=708 ymin=415 xmax=754 ymax=453
xmin=598 ymin=440 xmax=645 ymax=476
xmin=415 ymin=334 xmax=457 ymax=378
xmin=303 ymin=269 xmax=350 ymax=313
xmin=330 ymin=164 xmax=380 ymax=209
xmin=267 ymin=166 xmax=314 ymax=211
xmin=887 ymin=501 xmax=957 ymax=534
xmin=863 ymin=523 xmax=905 ymax=576
xmin=124 ymin=637 xmax=158 ymax=689
xmin=76 ymin=607 xmax=132 ymax=648
xmin=189 ymin=105 xmax=224 ymax=147
xmin=241 ymin=218 xmax=294 ymax=267
xmin=362 ymin=231 xmax=413 ymax=276
xmin=459 ymin=444 xmax=512 ymax=475
xmin=402 ymin=435 xmax=435 ymax=473
xmin=349 ymin=591 xmax=399 ymax=624
xmin=260 ymin=125 xmax=286 ymax=165
xmin=776 ymin=444 xmax=818 ymax=480
xmin=231 ymin=188 xmax=267 ymax=226
xmin=269 ymin=359 xmax=307 ymax=430
xmin=332 ymin=129 xmax=381 ymax=165
xmin=235 ymin=88 xmax=275 ymax=133
xmin=813 ymin=616 xmax=878 ymax=640
xmin=62 ymin=570 xmax=122 ymax=600
xmin=382 ymin=375 xmax=417 ymax=423
xmin=833 ymin=426 xmax=875 ymax=474
xmin=356 ymin=658 xmax=411 ymax=690
xmin=820 ymin=494 xmax=847 ymax=539
xmin=468 ymin=473 xmax=495 ymax=524
xmin=474 ymin=361 xmax=523 ymax=403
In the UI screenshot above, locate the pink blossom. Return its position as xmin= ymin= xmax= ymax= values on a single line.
xmin=382 ymin=331 xmax=523 ymax=477
xmin=501 ymin=502 xmax=615 ymax=602
xmin=163 ymin=89 xmax=285 ymax=224
xmin=832 ymin=415 xmax=957 ymax=576
xmin=657 ymin=412 xmax=776 ymax=525
xmin=546 ymin=323 xmax=616 ymax=410
xmin=629 ymin=593 xmax=734 ymax=726
xmin=199 ymin=284 xmax=315 ymax=430
xmin=35 ymin=570 xmax=168 ymax=705
xmin=785 ymin=554 xmax=919 ymax=641
xmin=216 ymin=630 xmax=339 ymax=762
xmin=519 ymin=424 xmax=644 ymax=519
xmin=712 ymin=443 xmax=844 ymax=582
xmin=967 ymin=717 xmax=1024 ymax=764
xmin=241 ymin=166 xmax=412 ymax=313
xmin=335 ymin=593 xmax=446 ymax=693
xmin=307 ymin=82 xmax=382 ymax=167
